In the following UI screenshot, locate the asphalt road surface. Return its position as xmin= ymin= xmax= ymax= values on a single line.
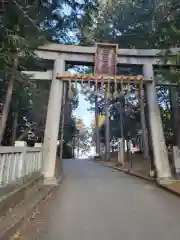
xmin=20 ymin=159 xmax=180 ymax=240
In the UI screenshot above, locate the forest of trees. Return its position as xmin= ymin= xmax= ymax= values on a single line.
xmin=0 ymin=0 xmax=180 ymax=153
xmin=82 ymin=0 xmax=180 ymax=149
xmin=0 ymin=0 xmax=97 ymax=147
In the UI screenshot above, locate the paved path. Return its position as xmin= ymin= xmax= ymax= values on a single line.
xmin=20 ymin=159 xmax=180 ymax=240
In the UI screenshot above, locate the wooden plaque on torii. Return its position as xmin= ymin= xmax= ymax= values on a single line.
xmin=94 ymin=43 xmax=118 ymax=76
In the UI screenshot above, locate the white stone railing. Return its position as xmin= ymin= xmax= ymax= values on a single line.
xmin=0 ymin=146 xmax=43 ymax=187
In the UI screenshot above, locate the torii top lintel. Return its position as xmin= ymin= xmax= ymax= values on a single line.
xmin=38 ymin=42 xmax=179 ymax=58
xmin=35 ymin=43 xmax=180 ymax=71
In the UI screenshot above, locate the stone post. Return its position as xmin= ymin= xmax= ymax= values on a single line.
xmin=15 ymin=141 xmax=27 ymax=147
xmin=15 ymin=141 xmax=27 ymax=178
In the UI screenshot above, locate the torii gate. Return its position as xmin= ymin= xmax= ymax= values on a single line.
xmin=24 ymin=43 xmax=179 ymax=183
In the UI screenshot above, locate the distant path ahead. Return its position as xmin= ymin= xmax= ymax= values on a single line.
xmin=20 ymin=158 xmax=180 ymax=240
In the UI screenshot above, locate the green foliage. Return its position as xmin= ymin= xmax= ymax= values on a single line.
xmin=0 ymin=1 xmax=45 ymax=144
xmin=80 ymin=0 xmax=180 ymax=48
xmin=0 ymin=0 xmax=97 ymax=144
xmin=77 ymin=128 xmax=92 ymax=154
xmin=78 ymin=0 xmax=180 ymax=147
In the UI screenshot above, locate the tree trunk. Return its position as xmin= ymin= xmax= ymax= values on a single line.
xmin=72 ymin=135 xmax=75 ymax=158
xmin=11 ymin=110 xmax=18 ymax=145
xmin=144 ymin=84 xmax=156 ymax=176
xmin=169 ymin=87 xmax=180 ymax=147
xmin=140 ymin=81 xmax=149 ymax=159
xmin=17 ymin=122 xmax=37 ymax=141
xmin=59 ymin=82 xmax=66 ymax=163
xmin=0 ymin=58 xmax=18 ymax=145
xmin=95 ymin=95 xmax=100 ymax=155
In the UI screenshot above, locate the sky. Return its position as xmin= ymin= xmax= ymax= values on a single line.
xmin=68 ymin=70 xmax=93 ymax=129
xmin=75 ymin=93 xmax=93 ymax=128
